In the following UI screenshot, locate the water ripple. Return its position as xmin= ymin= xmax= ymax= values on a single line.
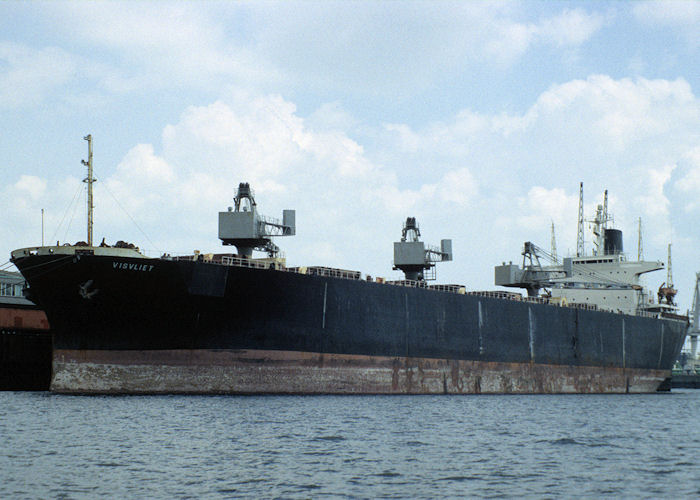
xmin=1 ymin=391 xmax=700 ymax=498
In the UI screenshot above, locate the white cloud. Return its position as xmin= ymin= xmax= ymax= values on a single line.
xmin=515 ymin=186 xmax=579 ymax=234
xmin=0 ymin=5 xmax=283 ymax=110
xmin=49 ymin=3 xmax=282 ymax=92
xmin=483 ymin=7 xmax=604 ymax=64
xmin=306 ymin=102 xmax=360 ymax=133
xmin=631 ymin=164 xmax=676 ymax=247
xmin=675 ymin=147 xmax=700 ymax=193
xmin=83 ymin=94 xmax=485 ymax=268
xmin=437 ymin=168 xmax=478 ymax=206
xmin=140 ymin=76 xmax=697 ymax=280
xmin=14 ymin=175 xmax=47 ymax=201
xmin=484 ymin=20 xmax=536 ymax=63
xmin=527 ymin=75 xmax=697 ymax=153
xmin=536 ymin=8 xmax=605 ymax=47
xmin=161 ymin=97 xmax=308 ymax=183
xmin=633 ymin=1 xmax=700 ymax=26
xmin=1 ymin=174 xmax=87 ymax=250
xmin=379 ymin=74 xmax=698 ymax=267
xmin=633 ymin=1 xmax=700 ymax=46
xmin=0 ymin=43 xmax=77 ymax=107
xmin=384 ymin=75 xmax=698 ymax=173
xmin=673 ymin=147 xmax=700 ymax=212
xmin=8 ymin=2 xmax=608 ymax=107
xmin=380 ymin=74 xmax=697 ymax=177
xmin=0 ymin=40 xmax=145 ymax=108
xmin=117 ymin=144 xmax=175 ymax=183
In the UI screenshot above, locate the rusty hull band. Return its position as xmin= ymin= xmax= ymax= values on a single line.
xmin=51 ymin=349 xmax=670 ymax=394
xmin=0 ymin=307 xmax=50 ymax=330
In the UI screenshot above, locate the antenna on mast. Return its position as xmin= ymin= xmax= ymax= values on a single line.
xmin=658 ymin=243 xmax=677 ymax=305
xmin=81 ymin=134 xmax=96 ymax=246
xmin=667 ymin=243 xmax=673 ymax=288
xmin=576 ymin=182 xmax=584 ymax=257
xmin=637 ymin=217 xmax=643 ymax=261
xmin=602 ymin=190 xmax=608 ymax=230
xmin=550 ymin=221 xmax=558 ymax=263
xmin=589 ymin=189 xmax=613 ymax=256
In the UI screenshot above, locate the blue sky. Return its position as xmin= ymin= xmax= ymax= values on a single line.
xmin=1 ymin=1 xmax=699 ymax=311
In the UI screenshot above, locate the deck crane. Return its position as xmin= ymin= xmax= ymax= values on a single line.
xmin=393 ymin=217 xmax=452 ymax=281
xmin=218 ymin=182 xmax=296 ymax=258
xmin=509 ymin=241 xmax=564 ymax=297
xmin=658 ymin=243 xmax=677 ymax=305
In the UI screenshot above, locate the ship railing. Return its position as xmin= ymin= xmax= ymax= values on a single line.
xmin=192 ymin=254 xmax=680 ymax=319
xmin=636 ymin=311 xmax=658 ymax=318
xmin=381 ymin=280 xmax=466 ymax=294
xmin=257 ymin=213 xmax=281 ymax=227
xmin=466 ymin=291 xmax=521 ymax=300
xmin=568 ymin=303 xmax=599 ymax=311
xmin=522 ymin=296 xmax=549 ymax=305
xmin=219 ymin=255 xmax=270 ymax=270
xmin=384 ymin=279 xmax=429 ymax=288
xmin=286 ymin=266 xmax=362 ymax=280
xmin=428 ymin=284 xmax=466 ymax=294
xmin=306 ymin=266 xmax=362 ymax=280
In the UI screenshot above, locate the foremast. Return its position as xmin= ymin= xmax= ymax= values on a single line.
xmin=11 ymin=134 xmax=148 ymax=262
xmin=81 ymin=134 xmax=96 ymax=247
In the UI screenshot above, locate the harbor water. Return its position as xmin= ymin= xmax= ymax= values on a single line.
xmin=2 ymin=391 xmax=699 ymax=498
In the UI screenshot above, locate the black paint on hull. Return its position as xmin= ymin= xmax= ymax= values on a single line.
xmin=0 ymin=329 xmax=52 ymax=390
xmin=13 ymin=253 xmax=688 ymax=393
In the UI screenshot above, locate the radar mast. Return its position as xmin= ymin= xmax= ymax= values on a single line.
xmin=637 ymin=217 xmax=643 ymax=261
xmin=81 ymin=134 xmax=96 ymax=246
xmin=576 ymin=182 xmax=584 ymax=257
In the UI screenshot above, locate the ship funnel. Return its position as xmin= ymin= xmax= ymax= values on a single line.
xmin=604 ymin=229 xmax=623 ymax=255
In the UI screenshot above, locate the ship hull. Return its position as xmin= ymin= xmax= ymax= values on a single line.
xmin=12 ymin=252 xmax=688 ymax=394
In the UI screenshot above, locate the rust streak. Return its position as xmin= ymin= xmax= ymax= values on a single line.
xmin=51 ymin=348 xmax=672 ymax=395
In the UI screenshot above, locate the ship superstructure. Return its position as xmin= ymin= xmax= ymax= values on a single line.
xmin=495 ymin=184 xmax=675 ymax=317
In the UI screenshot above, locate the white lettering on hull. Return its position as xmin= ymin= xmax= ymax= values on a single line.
xmin=112 ymin=261 xmax=155 ymax=272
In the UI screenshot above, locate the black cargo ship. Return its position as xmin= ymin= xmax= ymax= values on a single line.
xmin=9 ymin=177 xmax=688 ymax=394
